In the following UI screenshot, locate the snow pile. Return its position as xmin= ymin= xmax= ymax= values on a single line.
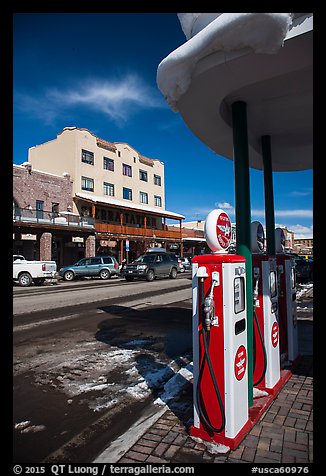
xmin=154 ymin=362 xmax=193 ymax=405
xmin=296 ymin=283 xmax=313 ymax=300
xmin=14 ymin=421 xmax=46 ymax=434
xmin=157 ymin=13 xmax=293 ymax=111
xmin=191 ymin=436 xmax=230 ymax=454
xmin=253 ymin=387 xmax=268 ymax=398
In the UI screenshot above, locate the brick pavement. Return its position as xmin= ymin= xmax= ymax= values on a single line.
xmin=117 ymin=354 xmax=312 ymax=464
xmin=97 ymin=293 xmax=313 ymax=465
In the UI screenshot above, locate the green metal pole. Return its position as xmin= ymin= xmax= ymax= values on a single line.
xmin=262 ymin=135 xmax=276 ymax=256
xmin=231 ymin=101 xmax=253 ymax=407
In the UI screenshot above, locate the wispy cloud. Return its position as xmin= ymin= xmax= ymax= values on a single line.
xmin=15 ymin=74 xmax=166 ymax=126
xmin=215 ymin=201 xmax=234 ymax=211
xmin=276 ymin=223 xmax=313 ymax=239
xmin=179 ymin=202 xmax=312 ymax=224
xmin=288 ymin=188 xmax=312 ymax=197
xmin=251 ymin=209 xmax=313 ymax=219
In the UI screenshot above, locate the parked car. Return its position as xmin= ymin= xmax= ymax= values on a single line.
xmin=177 ymin=257 xmax=185 ymax=273
xmin=291 ymin=254 xmax=313 ymax=283
xmin=179 ymin=257 xmax=191 ymax=271
xmin=59 ymin=256 xmax=119 ymax=281
xmin=13 ymin=255 xmax=57 ymax=287
xmin=121 ymin=252 xmax=179 ymax=281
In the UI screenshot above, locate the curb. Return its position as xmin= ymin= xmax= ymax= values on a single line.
xmin=93 ymin=362 xmax=193 ymax=463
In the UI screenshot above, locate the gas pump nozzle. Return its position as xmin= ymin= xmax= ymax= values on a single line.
xmin=203 ymin=271 xmax=219 ymax=331
xmin=253 ymin=267 xmax=260 ymax=308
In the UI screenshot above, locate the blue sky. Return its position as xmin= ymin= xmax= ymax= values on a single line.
xmin=13 ymin=13 xmax=313 ymax=239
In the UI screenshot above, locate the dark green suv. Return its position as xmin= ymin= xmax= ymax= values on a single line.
xmin=121 ymin=252 xmax=179 ymax=282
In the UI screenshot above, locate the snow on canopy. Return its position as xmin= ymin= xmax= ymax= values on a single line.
xmin=157 ymin=13 xmax=293 ymax=111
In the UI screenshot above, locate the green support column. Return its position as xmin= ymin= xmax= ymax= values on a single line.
xmin=231 ymin=101 xmax=253 ymax=407
xmin=262 ymin=135 xmax=276 ymax=256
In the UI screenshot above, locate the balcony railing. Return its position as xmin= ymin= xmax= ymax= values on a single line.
xmin=13 ymin=208 xmax=181 ymax=239
xmin=13 ymin=207 xmax=94 ymax=228
xmin=95 ymin=222 xmax=182 ymax=240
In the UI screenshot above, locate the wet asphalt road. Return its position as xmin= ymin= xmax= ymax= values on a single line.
xmin=13 ymin=276 xmax=312 ymax=463
xmin=13 ymin=275 xmax=193 ymax=463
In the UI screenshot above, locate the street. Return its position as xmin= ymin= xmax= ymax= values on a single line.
xmin=13 ymin=276 xmax=313 ymax=463
xmin=13 ymin=275 xmax=193 ymax=463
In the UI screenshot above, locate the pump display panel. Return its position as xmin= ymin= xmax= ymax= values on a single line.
xmin=234 ymin=277 xmax=245 ymax=314
xmin=291 ymin=267 xmax=296 ymax=289
xmin=270 ymin=271 xmax=277 ymax=298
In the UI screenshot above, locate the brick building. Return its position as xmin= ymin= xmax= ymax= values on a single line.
xmin=293 ymin=238 xmax=313 ymax=256
xmin=13 ymin=163 xmax=95 ymax=266
xmin=14 ymin=127 xmax=184 ymax=265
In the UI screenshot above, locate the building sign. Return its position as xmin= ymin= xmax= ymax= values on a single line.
xmin=21 ymin=234 xmax=37 ymax=241
xmin=72 ymin=237 xmax=84 ymax=243
xmin=83 ymin=205 xmax=158 ymax=228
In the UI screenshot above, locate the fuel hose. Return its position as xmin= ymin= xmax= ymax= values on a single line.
xmin=196 ymin=279 xmax=226 ymax=433
xmin=253 ymin=308 xmax=268 ymax=386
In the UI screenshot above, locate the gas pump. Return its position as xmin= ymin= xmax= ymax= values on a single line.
xmin=275 ymin=227 xmax=299 ymax=364
xmin=190 ymin=209 xmax=251 ymax=449
xmin=251 ymin=221 xmax=280 ymax=393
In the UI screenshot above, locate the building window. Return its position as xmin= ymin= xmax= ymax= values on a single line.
xmin=123 ymin=187 xmax=132 ymax=200
xmin=81 ymin=149 xmax=94 ymax=165
xmin=81 ymin=176 xmax=94 ymax=192
xmin=140 ymin=191 xmax=148 ymax=204
xmin=154 ymin=195 xmax=162 ymax=207
xmin=36 ymin=200 xmax=44 ymax=219
xmin=103 ymin=157 xmax=114 ymax=171
xmin=139 ymin=169 xmax=148 ymax=182
xmin=103 ymin=182 xmax=114 ymax=196
xmin=123 ymin=164 xmax=132 ymax=177
xmin=154 ymin=174 xmax=161 ymax=186
xmin=52 ymin=202 xmax=59 ymax=217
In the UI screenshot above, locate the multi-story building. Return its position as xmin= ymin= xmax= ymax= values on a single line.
xmin=293 ymin=238 xmax=313 ymax=256
xmin=168 ymin=220 xmax=237 ymax=257
xmin=27 ymin=127 xmax=184 ymax=263
xmin=13 ymin=163 xmax=95 ymax=266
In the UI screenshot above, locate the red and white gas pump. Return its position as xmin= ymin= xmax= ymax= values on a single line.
xmin=275 ymin=227 xmax=299 ymax=365
xmin=251 ymin=221 xmax=281 ymax=394
xmin=190 ymin=209 xmax=251 ymax=449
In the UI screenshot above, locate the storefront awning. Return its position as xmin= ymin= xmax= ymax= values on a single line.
xmin=74 ymin=192 xmax=185 ymax=220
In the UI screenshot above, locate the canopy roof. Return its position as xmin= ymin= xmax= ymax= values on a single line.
xmin=75 ymin=192 xmax=185 ymax=220
xmin=157 ymin=13 xmax=313 ymax=171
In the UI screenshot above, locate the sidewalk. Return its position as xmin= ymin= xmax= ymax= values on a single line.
xmin=95 ymin=294 xmax=313 ymax=464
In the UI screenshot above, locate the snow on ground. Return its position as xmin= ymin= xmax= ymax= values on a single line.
xmin=154 ymin=362 xmax=193 ymax=406
xmin=15 ymin=421 xmax=46 ymax=434
xmin=190 ymin=436 xmax=230 ymax=454
xmin=296 ymin=283 xmax=313 ymax=300
xmin=13 ymin=330 xmax=190 ymax=414
xmin=253 ymin=387 xmax=269 ymax=398
xmin=14 ymin=282 xmax=312 ymax=426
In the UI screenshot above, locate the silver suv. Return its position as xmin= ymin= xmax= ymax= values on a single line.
xmin=59 ymin=256 xmax=119 ymax=281
xmin=121 ymin=252 xmax=179 ymax=282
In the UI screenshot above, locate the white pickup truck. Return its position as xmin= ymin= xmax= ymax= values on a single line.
xmin=13 ymin=255 xmax=57 ymax=287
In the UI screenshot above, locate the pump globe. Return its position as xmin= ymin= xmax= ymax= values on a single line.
xmin=204 ymin=209 xmax=232 ymax=253
xmin=251 ymin=221 xmax=265 ymax=253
